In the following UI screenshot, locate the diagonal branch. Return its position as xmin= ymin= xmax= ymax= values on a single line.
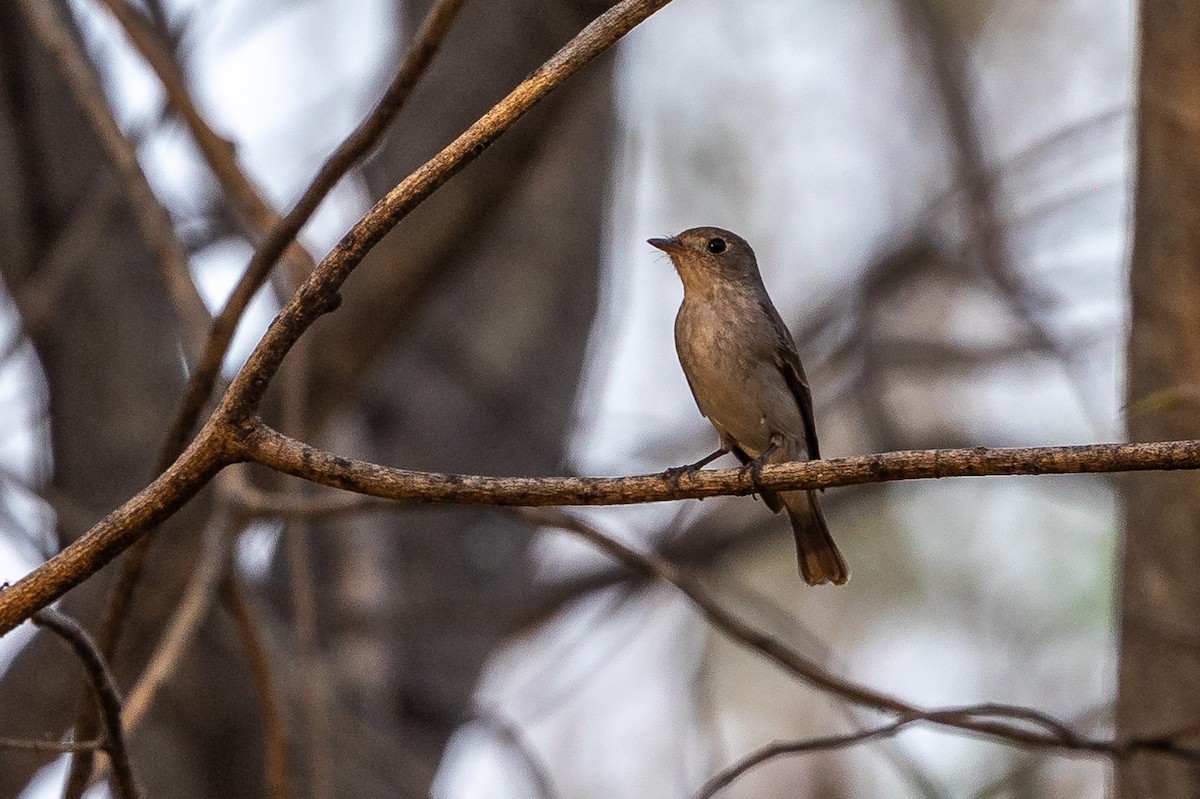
xmin=220 ymin=573 xmax=291 ymax=799
xmin=0 ymin=0 xmax=677 ymax=639
xmin=519 ymin=509 xmax=1200 ymax=767
xmin=156 ymin=0 xmax=469 ymax=465
xmin=0 ymin=738 xmax=101 ymax=754
xmin=693 ymin=720 xmax=913 ymax=799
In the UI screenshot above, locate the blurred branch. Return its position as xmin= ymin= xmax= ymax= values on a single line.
xmin=472 ymin=709 xmax=560 ymax=799
xmin=694 ymin=720 xmax=912 ymax=799
xmin=14 ymin=176 xmax=119 ymax=336
xmin=83 ymin=516 xmax=227 ymax=789
xmin=221 ymin=468 xmax=397 ymax=518
xmin=74 ymin=1 xmax=474 ymax=762
xmin=0 ymin=738 xmax=100 ymax=754
xmin=899 ymin=0 xmax=1107 ymax=431
xmin=118 ymin=517 xmax=225 ymax=733
xmin=220 ymin=573 xmax=291 ymax=799
xmin=279 ymin=344 xmax=332 ymax=799
xmin=521 ymin=509 xmax=1200 ymax=767
xmin=13 ymin=0 xmax=209 ymax=358
xmin=31 ymin=609 xmax=140 ymax=799
xmin=244 ymin=423 xmax=1200 ymax=506
xmin=90 ymin=0 xmax=315 ymax=276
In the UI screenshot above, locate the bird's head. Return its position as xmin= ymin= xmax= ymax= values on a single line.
xmin=648 ymin=226 xmax=761 ymax=290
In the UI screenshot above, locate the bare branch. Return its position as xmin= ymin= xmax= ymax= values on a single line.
xmin=73 ymin=6 xmax=473 ymax=764
xmin=693 ymin=720 xmax=912 ymax=799
xmin=32 ymin=609 xmax=140 ymax=799
xmin=156 ymin=0 xmax=467 ymax=466
xmin=90 ymin=0 xmax=313 ymax=274
xmin=210 ymin=0 xmax=677 ymax=420
xmin=81 ymin=518 xmax=227 ymax=789
xmin=0 ymin=738 xmax=100 ymax=754
xmin=0 ymin=0 xmax=677 ymax=636
xmin=13 ymin=0 xmax=209 ymax=357
xmin=244 ymin=424 xmax=1200 ymax=506
xmin=518 ymin=508 xmax=1200 ymax=764
xmin=122 ymin=518 xmax=226 ymax=732
xmin=221 ymin=575 xmax=291 ymax=799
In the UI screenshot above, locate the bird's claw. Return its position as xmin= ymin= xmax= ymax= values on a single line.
xmin=739 ymin=459 xmax=768 ymax=494
xmin=662 ymin=463 xmax=696 ymax=490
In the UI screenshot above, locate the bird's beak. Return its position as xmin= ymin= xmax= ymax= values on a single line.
xmin=647 ymin=236 xmax=685 ymax=255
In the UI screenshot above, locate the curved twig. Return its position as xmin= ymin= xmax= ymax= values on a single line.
xmin=32 ymin=609 xmax=140 ymax=799
xmin=693 ymin=720 xmax=913 ymax=799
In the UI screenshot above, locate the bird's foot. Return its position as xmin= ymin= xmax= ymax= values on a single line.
xmin=740 ymin=437 xmax=783 ymax=494
xmin=662 ymin=463 xmax=696 ymax=490
xmin=661 ymin=447 xmax=728 ymax=490
xmin=739 ymin=459 xmax=768 ymax=494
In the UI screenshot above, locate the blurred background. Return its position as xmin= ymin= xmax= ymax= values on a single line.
xmin=0 ymin=0 xmax=1133 ymax=796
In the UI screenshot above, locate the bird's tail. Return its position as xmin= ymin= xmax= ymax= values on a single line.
xmin=783 ymin=490 xmax=849 ymax=586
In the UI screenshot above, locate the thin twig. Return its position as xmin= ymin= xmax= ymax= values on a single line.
xmin=120 ymin=517 xmax=225 ymax=733
xmin=221 ymin=470 xmax=398 ymax=518
xmin=32 ymin=609 xmax=140 ymax=799
xmin=472 ymin=709 xmax=560 ymax=799
xmin=90 ymin=0 xmax=314 ymax=275
xmin=694 ymin=719 xmax=913 ymax=799
xmin=279 ymin=333 xmax=333 ymax=799
xmin=221 ymin=573 xmax=291 ymax=799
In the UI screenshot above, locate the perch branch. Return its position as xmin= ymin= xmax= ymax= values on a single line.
xmin=244 ymin=424 xmax=1200 ymax=506
xmin=0 ymin=0 xmax=675 ymax=637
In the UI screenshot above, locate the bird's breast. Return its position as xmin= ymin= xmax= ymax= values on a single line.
xmin=675 ymin=294 xmax=797 ymax=455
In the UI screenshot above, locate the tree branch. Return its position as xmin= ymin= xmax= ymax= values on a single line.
xmin=32 ymin=609 xmax=140 ymax=799
xmin=243 ymin=424 xmax=1200 ymax=506
xmin=155 ymin=0 xmax=468 ymax=465
xmin=0 ymin=0 xmax=678 ymax=635
xmin=220 ymin=574 xmax=291 ymax=799
xmin=693 ymin=720 xmax=913 ymax=799
xmin=517 ymin=508 xmax=1200 ymax=765
xmin=0 ymin=738 xmax=100 ymax=754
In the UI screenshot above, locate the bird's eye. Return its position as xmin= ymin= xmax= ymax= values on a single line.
xmin=706 ymin=238 xmax=727 ymax=254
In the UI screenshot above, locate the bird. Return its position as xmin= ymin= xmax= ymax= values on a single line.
xmin=648 ymin=226 xmax=849 ymax=585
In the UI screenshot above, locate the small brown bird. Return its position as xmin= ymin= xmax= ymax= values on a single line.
xmin=649 ymin=226 xmax=848 ymax=585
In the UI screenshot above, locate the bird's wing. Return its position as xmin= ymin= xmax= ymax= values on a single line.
xmin=759 ymin=298 xmax=821 ymax=461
